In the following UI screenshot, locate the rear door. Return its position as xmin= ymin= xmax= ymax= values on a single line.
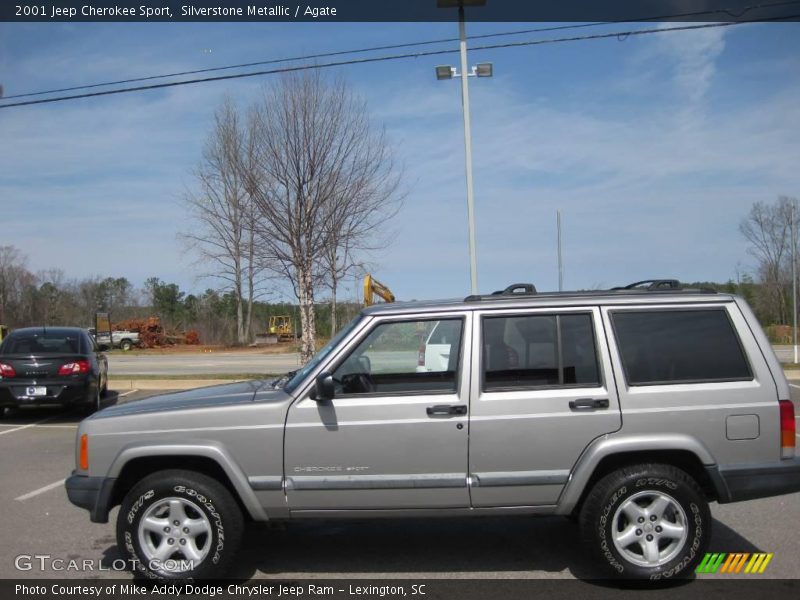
xmin=468 ymin=306 xmax=622 ymax=506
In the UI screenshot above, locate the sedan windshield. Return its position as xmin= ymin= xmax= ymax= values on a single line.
xmin=283 ymin=315 xmax=363 ymax=394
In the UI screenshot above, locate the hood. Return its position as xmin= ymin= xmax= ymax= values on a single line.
xmin=92 ymin=380 xmax=276 ymax=419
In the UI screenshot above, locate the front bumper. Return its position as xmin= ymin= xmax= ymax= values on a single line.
xmin=709 ymin=458 xmax=800 ymax=503
xmin=65 ymin=471 xmax=116 ymax=523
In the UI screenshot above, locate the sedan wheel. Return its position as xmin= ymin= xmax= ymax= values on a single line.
xmin=84 ymin=382 xmax=102 ymax=414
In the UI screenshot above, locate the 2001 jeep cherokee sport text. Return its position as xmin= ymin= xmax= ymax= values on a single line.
xmin=66 ymin=282 xmax=800 ymax=580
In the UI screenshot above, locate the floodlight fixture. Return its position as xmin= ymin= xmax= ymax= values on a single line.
xmin=475 ymin=63 xmax=493 ymax=77
xmin=435 ymin=65 xmax=456 ymax=80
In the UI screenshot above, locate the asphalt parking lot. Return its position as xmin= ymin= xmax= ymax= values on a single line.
xmin=0 ymin=386 xmax=798 ymax=583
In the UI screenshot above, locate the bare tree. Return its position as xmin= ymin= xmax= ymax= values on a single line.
xmin=243 ymin=72 xmax=402 ymax=362
xmin=740 ymin=196 xmax=797 ymax=323
xmin=184 ymin=97 xmax=269 ymax=345
xmin=0 ymin=245 xmax=32 ymax=326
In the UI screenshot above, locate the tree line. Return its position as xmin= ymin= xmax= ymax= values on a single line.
xmin=0 ymin=246 xmax=361 ymax=344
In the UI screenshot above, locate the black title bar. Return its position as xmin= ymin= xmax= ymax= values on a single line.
xmin=3 ymin=0 xmax=800 ymax=22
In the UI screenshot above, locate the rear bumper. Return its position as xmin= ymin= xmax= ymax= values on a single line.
xmin=709 ymin=458 xmax=800 ymax=503
xmin=0 ymin=379 xmax=92 ymax=408
xmin=65 ymin=471 xmax=116 ymax=523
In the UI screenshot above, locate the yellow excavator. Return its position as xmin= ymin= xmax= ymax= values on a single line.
xmin=363 ymin=274 xmax=395 ymax=306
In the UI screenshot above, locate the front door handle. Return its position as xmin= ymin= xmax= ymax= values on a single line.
xmin=569 ymin=398 xmax=609 ymax=410
xmin=426 ymin=404 xmax=468 ymax=416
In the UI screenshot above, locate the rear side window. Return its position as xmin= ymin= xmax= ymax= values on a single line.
xmin=611 ymin=309 xmax=752 ymax=385
xmin=482 ymin=313 xmax=600 ymax=391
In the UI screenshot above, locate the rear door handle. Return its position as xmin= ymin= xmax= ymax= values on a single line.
xmin=426 ymin=404 xmax=468 ymax=416
xmin=569 ymin=398 xmax=609 ymax=410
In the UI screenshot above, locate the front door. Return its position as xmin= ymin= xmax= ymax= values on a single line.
xmin=284 ymin=314 xmax=472 ymax=512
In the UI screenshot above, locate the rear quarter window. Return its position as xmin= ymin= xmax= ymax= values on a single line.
xmin=611 ymin=308 xmax=752 ymax=385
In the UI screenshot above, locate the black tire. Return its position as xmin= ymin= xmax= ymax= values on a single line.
xmin=83 ymin=383 xmax=101 ymax=414
xmin=116 ymin=469 xmax=243 ymax=580
xmin=579 ymin=463 xmax=710 ymax=580
xmin=120 ymin=339 xmax=133 ymax=351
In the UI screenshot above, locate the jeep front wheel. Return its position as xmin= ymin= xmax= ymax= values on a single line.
xmin=116 ymin=469 xmax=243 ymax=579
xmin=579 ymin=463 xmax=710 ymax=580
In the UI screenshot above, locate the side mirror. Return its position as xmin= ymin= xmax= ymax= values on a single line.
xmin=311 ymin=371 xmax=335 ymax=401
xmin=98 ymin=343 xmax=111 ymax=352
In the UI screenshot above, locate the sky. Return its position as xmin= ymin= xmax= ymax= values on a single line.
xmin=0 ymin=18 xmax=799 ymax=303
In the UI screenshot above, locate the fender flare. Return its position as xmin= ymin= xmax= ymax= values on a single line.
xmin=108 ymin=442 xmax=268 ymax=521
xmin=555 ymin=434 xmax=716 ymax=515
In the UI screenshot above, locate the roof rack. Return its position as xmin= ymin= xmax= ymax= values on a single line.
xmin=464 ymin=279 xmax=717 ymax=302
xmin=610 ymin=279 xmax=681 ymax=291
xmin=465 ymin=283 xmax=538 ymax=302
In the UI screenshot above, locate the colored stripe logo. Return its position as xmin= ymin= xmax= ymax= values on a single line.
xmin=696 ymin=553 xmax=773 ymax=574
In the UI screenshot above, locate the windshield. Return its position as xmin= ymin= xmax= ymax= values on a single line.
xmin=282 ymin=315 xmax=364 ymax=394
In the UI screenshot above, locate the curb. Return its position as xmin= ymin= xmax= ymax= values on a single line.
xmin=109 ymin=379 xmax=245 ymax=390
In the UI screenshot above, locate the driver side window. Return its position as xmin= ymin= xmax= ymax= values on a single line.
xmin=332 ymin=318 xmax=464 ymax=396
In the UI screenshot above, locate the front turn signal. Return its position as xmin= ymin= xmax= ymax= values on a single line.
xmin=79 ymin=434 xmax=89 ymax=470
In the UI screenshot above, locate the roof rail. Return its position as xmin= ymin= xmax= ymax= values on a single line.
xmin=611 ymin=279 xmax=717 ymax=293
xmin=464 ymin=279 xmax=718 ymax=302
xmin=465 ymin=283 xmax=537 ymax=302
xmin=612 ymin=279 xmax=682 ymax=291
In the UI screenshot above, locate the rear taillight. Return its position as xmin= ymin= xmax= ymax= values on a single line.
xmin=779 ymin=400 xmax=796 ymax=459
xmin=0 ymin=363 xmax=15 ymax=378
xmin=58 ymin=360 xmax=90 ymax=376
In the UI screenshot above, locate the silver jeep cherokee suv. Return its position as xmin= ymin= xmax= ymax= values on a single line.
xmin=66 ymin=281 xmax=800 ymax=580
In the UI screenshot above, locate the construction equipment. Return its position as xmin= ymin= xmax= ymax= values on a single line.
xmin=268 ymin=315 xmax=294 ymax=342
xmin=364 ymin=274 xmax=395 ymax=306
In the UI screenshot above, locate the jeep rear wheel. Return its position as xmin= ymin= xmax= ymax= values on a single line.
xmin=116 ymin=469 xmax=243 ymax=580
xmin=579 ymin=463 xmax=710 ymax=580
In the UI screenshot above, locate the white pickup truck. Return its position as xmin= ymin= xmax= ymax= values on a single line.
xmin=88 ymin=328 xmax=141 ymax=351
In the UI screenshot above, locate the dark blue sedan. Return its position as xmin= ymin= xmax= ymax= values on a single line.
xmin=0 ymin=327 xmax=109 ymax=416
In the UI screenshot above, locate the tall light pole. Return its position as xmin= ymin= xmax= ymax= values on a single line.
xmin=436 ymin=0 xmax=488 ymax=295
xmin=557 ymin=210 xmax=564 ymax=292
xmin=792 ymin=199 xmax=797 ymax=364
